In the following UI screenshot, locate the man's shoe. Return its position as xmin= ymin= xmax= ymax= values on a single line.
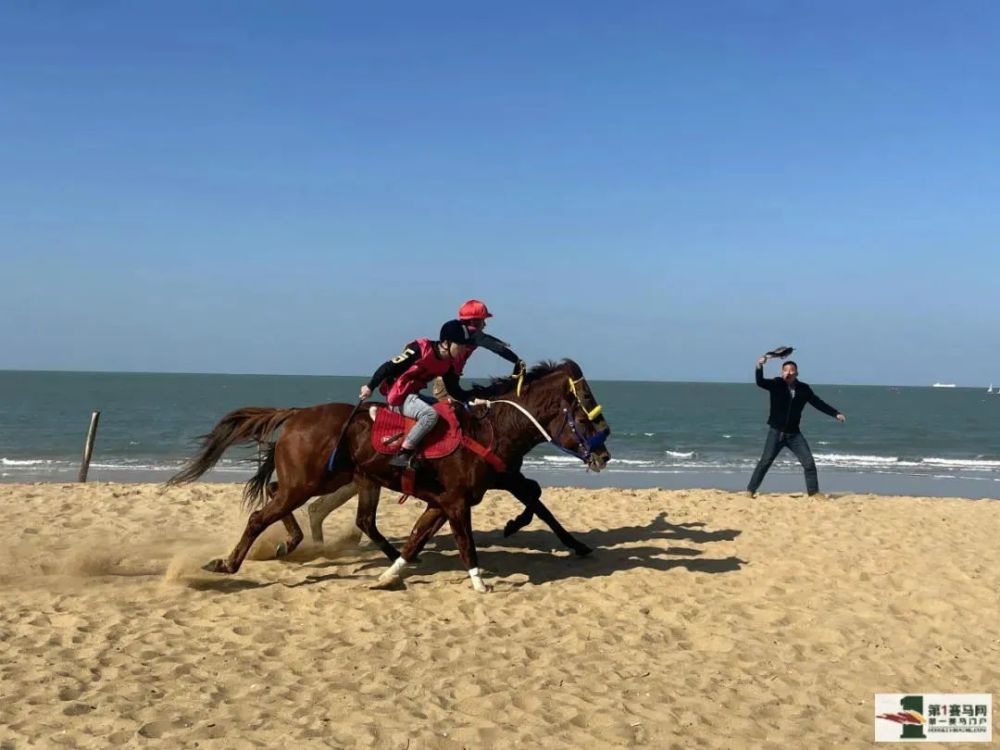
xmin=746 ymin=490 xmax=757 ymax=499
xmin=389 ymin=450 xmax=414 ymax=469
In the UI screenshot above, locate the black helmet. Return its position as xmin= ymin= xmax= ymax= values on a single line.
xmin=439 ymin=319 xmax=471 ymax=345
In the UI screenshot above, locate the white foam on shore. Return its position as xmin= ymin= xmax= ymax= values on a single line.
xmin=4 ymin=450 xmax=1000 ymax=483
xmin=814 ymin=453 xmax=900 ymax=466
xmin=922 ymin=457 xmax=1000 ymax=470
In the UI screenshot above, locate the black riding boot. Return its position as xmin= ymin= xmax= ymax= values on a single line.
xmin=389 ymin=448 xmax=415 ymax=469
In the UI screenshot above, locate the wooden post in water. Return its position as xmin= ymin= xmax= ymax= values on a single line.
xmin=78 ymin=411 xmax=101 ymax=482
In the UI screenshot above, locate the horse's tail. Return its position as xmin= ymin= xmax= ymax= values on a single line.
xmin=243 ymin=441 xmax=276 ymax=511
xmin=166 ymin=407 xmax=300 ymax=486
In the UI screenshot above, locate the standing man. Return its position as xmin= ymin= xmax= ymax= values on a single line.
xmin=747 ymin=355 xmax=846 ymax=497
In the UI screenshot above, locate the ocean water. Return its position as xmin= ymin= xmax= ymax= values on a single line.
xmin=2 ymin=371 xmax=999 ymax=497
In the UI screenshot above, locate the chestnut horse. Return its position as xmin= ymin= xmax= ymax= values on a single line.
xmin=168 ymin=360 xmax=611 ymax=592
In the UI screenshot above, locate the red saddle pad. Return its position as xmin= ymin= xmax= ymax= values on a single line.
xmin=370 ymin=402 xmax=463 ymax=459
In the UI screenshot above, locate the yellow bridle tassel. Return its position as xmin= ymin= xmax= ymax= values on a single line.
xmin=568 ymin=377 xmax=603 ymax=421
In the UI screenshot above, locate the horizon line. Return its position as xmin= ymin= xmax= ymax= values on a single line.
xmin=0 ymin=367 xmax=983 ymax=389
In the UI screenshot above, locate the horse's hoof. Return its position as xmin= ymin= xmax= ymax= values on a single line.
xmin=503 ymin=522 xmax=520 ymax=538
xmin=275 ymin=542 xmax=288 ymax=558
xmin=574 ymin=545 xmax=593 ymax=557
xmin=202 ymin=559 xmax=228 ymax=574
xmin=369 ymin=576 xmax=403 ymax=591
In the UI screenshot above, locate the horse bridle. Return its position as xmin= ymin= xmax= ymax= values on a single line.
xmin=548 ymin=376 xmax=610 ymax=465
xmin=471 ymin=375 xmax=610 ymax=466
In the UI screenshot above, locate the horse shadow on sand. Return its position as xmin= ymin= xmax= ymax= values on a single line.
xmin=289 ymin=511 xmax=746 ymax=588
xmin=182 ymin=577 xmax=280 ymax=593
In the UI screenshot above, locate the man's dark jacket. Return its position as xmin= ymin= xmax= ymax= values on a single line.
xmin=756 ymin=367 xmax=839 ymax=434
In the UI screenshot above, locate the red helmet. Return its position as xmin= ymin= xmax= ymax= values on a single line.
xmin=458 ymin=299 xmax=493 ymax=321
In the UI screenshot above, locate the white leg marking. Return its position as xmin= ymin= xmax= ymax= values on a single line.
xmin=371 ymin=556 xmax=410 ymax=589
xmin=468 ymin=566 xmax=489 ymax=593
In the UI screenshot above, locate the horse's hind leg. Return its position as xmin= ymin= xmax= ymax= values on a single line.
xmin=251 ymin=482 xmax=305 ymax=559
xmin=354 ymin=481 xmax=398 ymax=561
xmin=274 ymin=515 xmax=305 ymax=558
xmin=204 ymin=484 xmax=321 ymax=574
xmin=307 ymin=482 xmax=359 ymax=543
xmin=444 ymin=500 xmax=489 ymax=593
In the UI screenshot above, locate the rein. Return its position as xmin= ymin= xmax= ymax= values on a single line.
xmin=474 ymin=399 xmax=552 ymax=441
xmin=473 ymin=375 xmax=609 ymax=464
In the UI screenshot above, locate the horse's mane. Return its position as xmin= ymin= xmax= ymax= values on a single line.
xmin=467 ymin=359 xmax=581 ymax=399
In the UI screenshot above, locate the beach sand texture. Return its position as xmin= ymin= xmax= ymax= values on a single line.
xmin=1 ymin=482 xmax=998 ymax=748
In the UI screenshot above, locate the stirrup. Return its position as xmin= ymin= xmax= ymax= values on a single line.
xmin=388 ymin=451 xmax=412 ymax=468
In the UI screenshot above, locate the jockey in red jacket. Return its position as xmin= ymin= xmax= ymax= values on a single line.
xmin=360 ymin=320 xmax=473 ymax=468
xmin=433 ymin=299 xmax=526 ymax=399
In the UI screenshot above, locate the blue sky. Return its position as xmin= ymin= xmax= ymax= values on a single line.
xmin=2 ymin=1 xmax=998 ymax=385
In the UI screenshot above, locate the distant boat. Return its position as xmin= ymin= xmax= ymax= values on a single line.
xmin=932 ymin=383 xmax=957 ymax=388
xmin=989 ymin=384 xmax=995 ymax=393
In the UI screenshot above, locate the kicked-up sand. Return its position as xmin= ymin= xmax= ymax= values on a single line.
xmin=0 ymin=482 xmax=998 ymax=748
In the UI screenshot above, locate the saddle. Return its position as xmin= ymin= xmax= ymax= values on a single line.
xmin=368 ymin=402 xmax=463 ymax=459
xmin=367 ymin=402 xmax=506 ymax=502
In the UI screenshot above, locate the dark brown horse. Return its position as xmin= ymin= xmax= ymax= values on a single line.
xmin=168 ymin=360 xmax=611 ymax=592
xmin=303 ymin=462 xmax=594 ymax=556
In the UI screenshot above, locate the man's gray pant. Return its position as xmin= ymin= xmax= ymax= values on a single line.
xmin=747 ymin=427 xmax=820 ymax=495
xmin=393 ymin=393 xmax=438 ymax=449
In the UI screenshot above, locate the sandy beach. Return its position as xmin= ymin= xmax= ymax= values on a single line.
xmin=1 ymin=482 xmax=998 ymax=748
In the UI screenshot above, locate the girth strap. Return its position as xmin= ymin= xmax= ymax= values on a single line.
xmin=395 ymin=435 xmax=506 ymax=506
xmin=461 ymin=435 xmax=506 ymax=472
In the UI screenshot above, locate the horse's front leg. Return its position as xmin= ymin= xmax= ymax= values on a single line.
xmin=503 ymin=507 xmax=535 ymax=537
xmin=444 ymin=500 xmax=489 ymax=593
xmin=498 ymin=472 xmax=592 ymax=556
xmin=370 ymin=506 xmax=446 ymax=589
